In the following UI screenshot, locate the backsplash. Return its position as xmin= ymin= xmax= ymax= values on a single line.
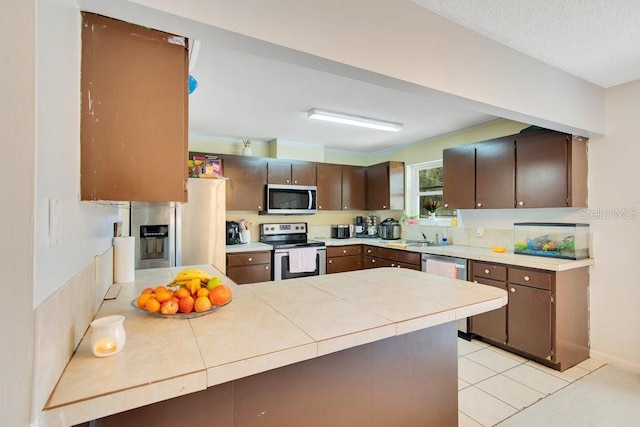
xmin=33 ymin=246 xmax=113 ymax=414
xmin=402 ymin=224 xmax=514 ymax=249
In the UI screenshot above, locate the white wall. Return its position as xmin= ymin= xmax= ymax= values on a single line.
xmin=587 ymin=79 xmax=640 ymax=372
xmin=112 ymin=0 xmax=604 ymax=137
xmin=35 ymin=0 xmax=121 ymax=307
xmin=0 ymin=1 xmax=36 ymax=425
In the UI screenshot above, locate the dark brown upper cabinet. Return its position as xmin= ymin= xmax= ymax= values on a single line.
xmin=515 ymin=131 xmax=587 ymax=208
xmin=442 ymin=128 xmax=587 ymax=210
xmin=267 ymin=159 xmax=316 ymax=186
xmin=316 ymin=163 xmax=366 ymax=211
xmin=80 ymin=13 xmax=188 ymax=202
xmin=475 ymin=138 xmax=516 ymax=209
xmin=366 ymin=161 xmax=405 ymax=210
xmin=223 ymin=155 xmax=267 ymax=211
xmin=443 ymin=145 xmax=476 ymax=209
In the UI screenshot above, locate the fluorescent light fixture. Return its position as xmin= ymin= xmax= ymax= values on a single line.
xmin=307 ymin=108 xmax=403 ymax=132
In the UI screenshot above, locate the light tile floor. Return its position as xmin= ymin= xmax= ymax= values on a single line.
xmin=456 ymin=338 xmax=640 ymax=426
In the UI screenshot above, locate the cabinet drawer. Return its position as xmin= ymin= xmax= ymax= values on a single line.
xmin=327 ymin=255 xmax=362 ymax=274
xmin=472 ymin=261 xmax=507 ymax=281
xmin=227 ymin=251 xmax=271 ymax=267
xmin=395 ymin=251 xmax=421 ymax=266
xmin=508 ymin=267 xmax=552 ymax=290
xmin=363 ymin=246 xmax=378 ymax=256
xmin=227 ymin=264 xmax=272 ymax=285
xmin=377 ymin=247 xmax=400 ymax=261
xmin=327 ymin=245 xmax=362 ymax=257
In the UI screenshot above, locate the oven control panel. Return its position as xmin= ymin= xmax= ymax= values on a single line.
xmin=260 ymin=222 xmax=308 ymax=235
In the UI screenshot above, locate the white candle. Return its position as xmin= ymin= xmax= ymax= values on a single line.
xmin=93 ymin=338 xmax=118 ymax=356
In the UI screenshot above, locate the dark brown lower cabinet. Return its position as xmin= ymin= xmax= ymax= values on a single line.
xmin=326 ymin=245 xmax=362 ymax=274
xmin=468 ymin=277 xmax=507 ymax=344
xmin=507 ymin=284 xmax=552 ymax=359
xmin=469 ymin=260 xmax=588 ymax=371
xmin=226 ymin=251 xmax=271 ymax=284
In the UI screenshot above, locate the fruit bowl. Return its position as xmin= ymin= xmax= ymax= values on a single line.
xmin=130 ymin=298 xmax=231 ymax=319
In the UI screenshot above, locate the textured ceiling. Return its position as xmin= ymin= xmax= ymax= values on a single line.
xmin=411 ymin=0 xmax=640 ymax=88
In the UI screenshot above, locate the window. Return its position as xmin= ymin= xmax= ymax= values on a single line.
xmin=406 ymin=160 xmax=455 ymax=218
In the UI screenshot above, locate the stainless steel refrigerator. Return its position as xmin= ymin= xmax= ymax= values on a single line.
xmin=131 ymin=178 xmax=226 ymax=271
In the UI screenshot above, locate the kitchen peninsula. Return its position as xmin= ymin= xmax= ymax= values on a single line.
xmin=42 ymin=266 xmax=507 ymax=426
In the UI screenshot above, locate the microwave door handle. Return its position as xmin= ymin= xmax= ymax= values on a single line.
xmin=308 ymin=191 xmax=313 ymax=209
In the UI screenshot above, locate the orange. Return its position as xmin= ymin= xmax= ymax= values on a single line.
xmin=136 ymin=292 xmax=153 ymax=309
xmin=194 ymin=296 xmax=212 ymax=313
xmin=145 ymin=297 xmax=161 ymax=313
xmin=209 ymin=285 xmax=232 ymax=307
xmin=175 ymin=287 xmax=190 ymax=299
xmin=155 ymin=289 xmax=174 ymax=303
xmin=196 ymin=287 xmax=210 ymax=298
xmin=154 ymin=285 xmax=167 ymax=293
xmin=141 ymin=287 xmax=154 ymax=294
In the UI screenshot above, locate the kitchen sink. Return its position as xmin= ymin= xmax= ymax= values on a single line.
xmin=404 ymin=240 xmax=441 ymax=247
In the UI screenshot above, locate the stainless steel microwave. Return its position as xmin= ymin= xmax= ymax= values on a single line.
xmin=262 ymin=184 xmax=317 ymax=215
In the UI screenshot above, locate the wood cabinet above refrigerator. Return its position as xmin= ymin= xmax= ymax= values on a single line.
xmin=80 ymin=13 xmax=188 ymax=202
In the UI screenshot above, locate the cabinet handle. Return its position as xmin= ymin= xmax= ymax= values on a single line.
xmin=257 ymin=206 xmax=262 ymax=210
xmin=344 ymin=206 xmax=348 ymax=210
xmin=484 ymin=269 xmax=490 ymax=274
xmin=328 ymin=260 xmax=333 ymax=264
xmin=318 ymin=205 xmax=322 ymax=209
xmin=473 ymin=280 xmax=478 ymax=283
xmin=524 ymin=275 xmax=530 ymax=282
xmin=477 ymin=202 xmax=483 ymax=207
xmin=518 ymin=201 xmax=524 ymax=206
xmin=248 ymin=257 xmax=253 ymax=262
xmin=510 ymin=287 xmax=516 ymax=293
xmin=265 ymin=266 xmax=269 ymax=270
xmin=367 ymin=249 xmax=372 ymax=254
xmin=293 ymin=180 xmax=298 ymax=184
xmin=444 ymin=203 xmax=449 ymax=208
xmin=391 ymin=263 xmax=396 ymax=267
xmin=343 ymin=249 xmax=347 ymax=254
xmin=383 ymin=205 xmax=387 ymax=209
xmin=372 ymin=259 xmax=376 ymax=263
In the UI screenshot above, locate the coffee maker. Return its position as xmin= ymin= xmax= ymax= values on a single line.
xmin=354 ymin=215 xmax=378 ymax=238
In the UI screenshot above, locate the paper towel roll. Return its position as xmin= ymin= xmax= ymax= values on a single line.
xmin=113 ymin=237 xmax=135 ymax=283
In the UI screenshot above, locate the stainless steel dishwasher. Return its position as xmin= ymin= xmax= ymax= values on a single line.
xmin=421 ymin=253 xmax=470 ymax=335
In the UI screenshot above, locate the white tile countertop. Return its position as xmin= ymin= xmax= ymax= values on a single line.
xmin=40 ymin=265 xmax=506 ymax=426
xmin=309 ymin=238 xmax=595 ymax=272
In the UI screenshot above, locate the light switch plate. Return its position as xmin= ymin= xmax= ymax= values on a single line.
xmin=476 ymin=226 xmax=484 ymax=238
xmin=49 ymin=198 xmax=61 ymax=246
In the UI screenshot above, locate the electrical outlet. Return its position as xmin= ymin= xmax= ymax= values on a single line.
xmin=476 ymin=226 xmax=484 ymax=238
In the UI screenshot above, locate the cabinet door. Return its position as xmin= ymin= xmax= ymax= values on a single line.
xmin=80 ymin=13 xmax=188 ymax=202
xmin=443 ymin=145 xmax=476 ymax=209
xmin=516 ymin=132 xmax=569 ymax=208
xmin=342 ymin=165 xmax=366 ymax=210
xmin=327 ymin=255 xmax=362 ymax=274
xmin=291 ymin=161 xmax=316 ymax=185
xmin=475 ymin=139 xmax=515 ymax=209
xmin=224 ymin=155 xmax=267 ymax=211
xmin=366 ymin=162 xmax=403 ymax=210
xmin=267 ymin=160 xmax=292 ymax=184
xmin=469 ymin=277 xmax=507 ymax=343
xmin=507 ymin=284 xmax=553 ymax=360
xmin=316 ymin=163 xmax=342 ymax=210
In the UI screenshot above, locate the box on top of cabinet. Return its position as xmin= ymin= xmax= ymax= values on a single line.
xmin=514 ymin=222 xmax=589 ymax=260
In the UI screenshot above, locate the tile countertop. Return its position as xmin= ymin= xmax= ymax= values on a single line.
xmin=311 ymin=238 xmax=595 ymax=272
xmin=41 ymin=265 xmax=506 ymax=426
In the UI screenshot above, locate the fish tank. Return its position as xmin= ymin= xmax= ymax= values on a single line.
xmin=514 ymin=222 xmax=590 ymax=260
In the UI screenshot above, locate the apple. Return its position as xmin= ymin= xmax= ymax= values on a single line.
xmin=160 ymin=300 xmax=179 ymax=315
